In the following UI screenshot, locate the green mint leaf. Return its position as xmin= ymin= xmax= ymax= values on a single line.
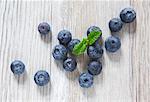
xmin=72 ymin=38 xmax=88 ymax=55
xmin=87 ymin=31 xmax=102 ymax=45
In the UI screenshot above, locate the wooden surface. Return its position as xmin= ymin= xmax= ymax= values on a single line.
xmin=0 ymin=0 xmax=150 ymax=102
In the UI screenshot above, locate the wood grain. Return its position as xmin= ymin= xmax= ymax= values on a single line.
xmin=0 ymin=0 xmax=149 ymax=102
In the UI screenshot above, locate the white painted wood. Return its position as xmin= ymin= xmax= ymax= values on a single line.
xmin=0 ymin=0 xmax=149 ymax=102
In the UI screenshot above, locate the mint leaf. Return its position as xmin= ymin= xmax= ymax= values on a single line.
xmin=87 ymin=31 xmax=102 ymax=45
xmin=72 ymin=31 xmax=102 ymax=55
xmin=72 ymin=38 xmax=88 ymax=55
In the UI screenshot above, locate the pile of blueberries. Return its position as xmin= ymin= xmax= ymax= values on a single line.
xmin=52 ymin=27 xmax=103 ymax=88
xmin=10 ymin=7 xmax=136 ymax=88
xmin=52 ymin=7 xmax=136 ymax=88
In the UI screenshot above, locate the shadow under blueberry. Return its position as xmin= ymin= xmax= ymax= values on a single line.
xmin=99 ymin=55 xmax=105 ymax=67
xmin=106 ymin=48 xmax=122 ymax=62
xmin=110 ymin=24 xmax=127 ymax=39
xmin=110 ymin=19 xmax=137 ymax=39
xmin=97 ymin=56 xmax=105 ymax=83
xmin=94 ymin=70 xmax=104 ymax=86
xmin=129 ymin=19 xmax=137 ymax=33
xmin=81 ymin=85 xmax=96 ymax=97
xmin=40 ymin=31 xmax=52 ymax=43
xmin=77 ymin=54 xmax=90 ymax=72
xmin=14 ymin=70 xmax=28 ymax=84
xmin=65 ymin=68 xmax=80 ymax=81
xmin=54 ymin=60 xmax=64 ymax=71
xmin=80 ymin=67 xmax=104 ymax=97
xmin=37 ymin=82 xmax=51 ymax=96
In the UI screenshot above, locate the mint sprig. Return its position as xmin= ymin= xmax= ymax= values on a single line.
xmin=72 ymin=38 xmax=88 ymax=55
xmin=72 ymin=30 xmax=102 ymax=55
xmin=88 ymin=31 xmax=102 ymax=45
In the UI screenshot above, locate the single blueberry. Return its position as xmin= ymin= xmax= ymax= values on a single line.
xmin=79 ymin=72 xmax=94 ymax=88
xmin=63 ymin=57 xmax=77 ymax=72
xmin=87 ymin=61 xmax=102 ymax=75
xmin=120 ymin=8 xmax=136 ymax=23
xmin=57 ymin=30 xmax=72 ymax=45
xmin=52 ymin=45 xmax=68 ymax=60
xmin=93 ymin=40 xmax=104 ymax=53
xmin=105 ymin=36 xmax=121 ymax=53
xmin=10 ymin=60 xmax=25 ymax=75
xmin=109 ymin=18 xmax=123 ymax=32
xmin=67 ymin=39 xmax=80 ymax=52
xmin=87 ymin=26 xmax=101 ymax=36
xmin=38 ymin=22 xmax=50 ymax=35
xmin=34 ymin=70 xmax=50 ymax=86
xmin=87 ymin=46 xmax=103 ymax=59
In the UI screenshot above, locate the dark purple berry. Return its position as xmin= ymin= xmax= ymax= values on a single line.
xmin=34 ymin=70 xmax=50 ymax=86
xmin=109 ymin=18 xmax=123 ymax=32
xmin=38 ymin=22 xmax=50 ymax=35
xmin=63 ymin=57 xmax=77 ymax=72
xmin=87 ymin=26 xmax=101 ymax=36
xmin=52 ymin=45 xmax=68 ymax=60
xmin=10 ymin=60 xmax=25 ymax=75
xmin=120 ymin=8 xmax=136 ymax=23
xmin=57 ymin=30 xmax=72 ymax=45
xmin=88 ymin=60 xmax=102 ymax=75
xmin=87 ymin=46 xmax=103 ymax=59
xmin=105 ymin=36 xmax=121 ymax=53
xmin=79 ymin=72 xmax=94 ymax=88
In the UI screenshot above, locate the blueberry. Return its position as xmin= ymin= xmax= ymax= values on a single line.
xmin=120 ymin=8 xmax=136 ymax=23
xmin=87 ymin=46 xmax=103 ymax=59
xmin=67 ymin=39 xmax=80 ymax=51
xmin=34 ymin=70 xmax=50 ymax=86
xmin=63 ymin=57 xmax=77 ymax=72
xmin=87 ymin=26 xmax=101 ymax=36
xmin=52 ymin=45 xmax=68 ymax=60
xmin=57 ymin=30 xmax=72 ymax=45
xmin=93 ymin=40 xmax=104 ymax=53
xmin=105 ymin=36 xmax=121 ymax=53
xmin=109 ymin=18 xmax=123 ymax=32
xmin=38 ymin=22 xmax=50 ymax=35
xmin=87 ymin=61 xmax=102 ymax=75
xmin=79 ymin=72 xmax=94 ymax=88
xmin=10 ymin=60 xmax=25 ymax=75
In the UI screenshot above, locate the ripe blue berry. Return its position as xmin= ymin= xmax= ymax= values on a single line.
xmin=52 ymin=45 xmax=68 ymax=60
xmin=87 ymin=61 xmax=102 ymax=75
xmin=109 ymin=18 xmax=123 ymax=32
xmin=105 ymin=36 xmax=121 ymax=53
xmin=120 ymin=8 xmax=136 ymax=23
xmin=79 ymin=72 xmax=94 ymax=88
xmin=67 ymin=39 xmax=80 ymax=52
xmin=87 ymin=26 xmax=101 ymax=36
xmin=57 ymin=30 xmax=72 ymax=45
xmin=93 ymin=40 xmax=104 ymax=53
xmin=34 ymin=70 xmax=50 ymax=86
xmin=38 ymin=22 xmax=50 ymax=35
xmin=63 ymin=57 xmax=77 ymax=72
xmin=87 ymin=46 xmax=103 ymax=59
xmin=10 ymin=60 xmax=25 ymax=75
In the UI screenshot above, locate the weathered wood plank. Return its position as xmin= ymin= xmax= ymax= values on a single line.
xmin=0 ymin=0 xmax=149 ymax=102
